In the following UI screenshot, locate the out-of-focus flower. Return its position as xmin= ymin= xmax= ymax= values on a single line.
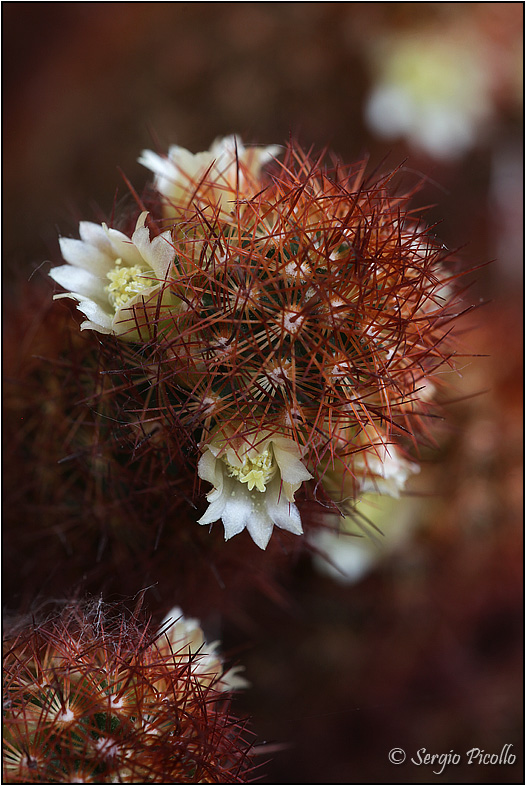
xmin=310 ymin=492 xmax=417 ymax=584
xmin=312 ymin=428 xmax=420 ymax=583
xmin=139 ymin=135 xmax=279 ymax=221
xmin=49 ymin=212 xmax=178 ymax=340
xmin=355 ymin=434 xmax=420 ymax=497
xmin=322 ymin=427 xmax=420 ymax=504
xmin=159 ymin=606 xmax=249 ymax=691
xmin=198 ymin=429 xmax=312 ymax=549
xmin=365 ymin=33 xmax=493 ymax=160
xmin=310 ymin=526 xmax=378 ymax=585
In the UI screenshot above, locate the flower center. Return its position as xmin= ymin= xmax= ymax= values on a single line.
xmin=105 ymin=258 xmax=152 ymax=309
xmin=224 ymin=446 xmax=277 ymax=492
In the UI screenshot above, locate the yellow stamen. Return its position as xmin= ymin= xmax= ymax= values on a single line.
xmin=105 ymin=258 xmax=153 ymax=309
xmin=224 ymin=447 xmax=276 ymax=492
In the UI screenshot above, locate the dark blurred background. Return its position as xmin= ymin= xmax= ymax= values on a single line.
xmin=3 ymin=3 xmax=523 ymax=783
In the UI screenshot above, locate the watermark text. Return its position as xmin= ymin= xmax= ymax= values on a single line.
xmin=388 ymin=744 xmax=516 ymax=775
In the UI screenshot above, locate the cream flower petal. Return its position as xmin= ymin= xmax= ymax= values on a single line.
xmin=49 ymin=264 xmax=107 ymax=304
xmin=245 ymin=513 xmax=275 ymax=550
xmin=265 ymin=477 xmax=304 ymax=536
xmin=105 ymin=226 xmax=144 ymax=267
xmin=198 ymin=498 xmax=226 ymax=528
xmin=211 ymin=134 xmax=243 ymax=157
xmin=198 ymin=497 xmax=226 ymax=528
xmin=217 ymin=665 xmax=250 ymax=692
xmin=78 ymin=221 xmax=114 ymax=255
xmin=137 ymin=149 xmax=177 ymax=183
xmin=272 ymin=440 xmax=313 ymax=489
xmin=138 ymin=147 xmax=208 ymax=201
xmin=197 ymin=451 xmax=229 ymax=527
xmin=197 ymin=448 xmax=225 ymax=491
xmin=71 ymin=297 xmax=115 ymax=333
xmin=211 ymin=134 xmax=279 ymax=171
xmin=80 ymin=319 xmax=113 ymax=334
xmin=131 ymin=213 xmax=175 ymax=279
xmin=220 ymin=486 xmax=257 ymax=542
xmin=208 ymin=136 xmax=245 ymax=184
xmin=172 ymin=147 xmax=216 ymax=180
xmin=58 ymin=237 xmax=114 ymax=278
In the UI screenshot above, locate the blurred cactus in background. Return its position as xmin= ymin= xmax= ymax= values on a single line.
xmin=3 ymin=600 xmax=253 ymax=784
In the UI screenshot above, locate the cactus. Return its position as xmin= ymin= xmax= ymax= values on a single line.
xmin=3 ymin=600 xmax=253 ymax=784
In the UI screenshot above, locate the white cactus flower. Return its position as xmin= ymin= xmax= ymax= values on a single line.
xmin=198 ymin=430 xmax=313 ymax=549
xmin=310 ymin=492 xmax=418 ymax=585
xmin=309 ymin=527 xmax=378 ymax=585
xmin=159 ymin=607 xmax=249 ymax=692
xmin=365 ymin=34 xmax=492 ymax=160
xmin=139 ymin=135 xmax=280 ymax=219
xmin=355 ymin=436 xmax=420 ymax=498
xmin=49 ymin=212 xmax=178 ymax=340
xmin=322 ymin=427 xmax=420 ymax=503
